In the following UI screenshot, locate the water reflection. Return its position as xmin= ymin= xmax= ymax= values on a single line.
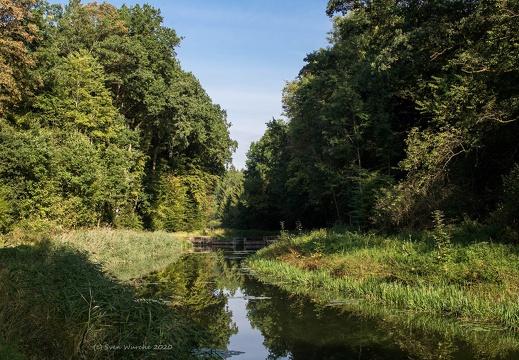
xmin=227 ymin=288 xmax=274 ymax=359
xmin=134 ymin=252 xmax=242 ymax=350
xmin=242 ymin=274 xmax=408 ymax=360
xmin=134 ymin=252 xmax=519 ymax=359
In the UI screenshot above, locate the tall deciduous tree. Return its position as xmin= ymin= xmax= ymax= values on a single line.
xmin=28 ymin=1 xmax=236 ymax=230
xmin=211 ymin=167 xmax=244 ymax=228
xmin=38 ymin=50 xmax=121 ymax=142
xmin=0 ymin=0 xmax=38 ymax=116
xmin=241 ymin=119 xmax=296 ymax=229
xmin=244 ymin=0 xmax=519 ymax=232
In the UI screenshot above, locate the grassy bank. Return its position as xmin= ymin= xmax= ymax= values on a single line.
xmin=0 ymin=229 xmax=201 ymax=359
xmin=55 ymin=228 xmax=188 ymax=281
xmin=246 ymin=226 xmax=519 ymax=330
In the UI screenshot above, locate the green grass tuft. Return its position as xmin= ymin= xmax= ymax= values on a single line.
xmin=55 ymin=228 xmax=188 ymax=281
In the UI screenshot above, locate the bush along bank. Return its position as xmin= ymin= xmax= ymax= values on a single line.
xmin=0 ymin=236 xmax=202 ymax=359
xmin=245 ymin=226 xmax=519 ymax=330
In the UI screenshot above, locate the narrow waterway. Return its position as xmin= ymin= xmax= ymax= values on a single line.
xmin=135 ymin=249 xmax=519 ymax=359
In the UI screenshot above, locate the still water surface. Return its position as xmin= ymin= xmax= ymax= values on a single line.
xmin=223 ymin=269 xmax=412 ymax=359
xmin=136 ymin=250 xmax=519 ymax=359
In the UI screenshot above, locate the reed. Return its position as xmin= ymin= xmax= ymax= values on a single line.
xmin=0 ymin=230 xmax=199 ymax=359
xmin=55 ymin=228 xmax=188 ymax=280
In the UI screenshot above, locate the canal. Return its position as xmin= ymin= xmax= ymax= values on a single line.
xmin=134 ymin=248 xmax=519 ymax=359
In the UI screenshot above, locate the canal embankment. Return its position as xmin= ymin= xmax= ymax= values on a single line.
xmin=3 ymin=226 xmax=519 ymax=359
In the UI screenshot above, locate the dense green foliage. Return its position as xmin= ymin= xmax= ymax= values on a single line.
xmin=210 ymin=167 xmax=245 ymax=228
xmin=0 ymin=0 xmax=236 ymax=232
xmin=236 ymin=0 xmax=519 ymax=235
xmin=6 ymin=0 xmax=518 ymax=236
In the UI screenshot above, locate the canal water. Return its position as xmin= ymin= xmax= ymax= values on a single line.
xmin=135 ymin=249 xmax=519 ymax=359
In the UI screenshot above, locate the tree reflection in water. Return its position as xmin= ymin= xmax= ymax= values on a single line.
xmin=134 ymin=252 xmax=519 ymax=359
xmin=134 ymin=251 xmax=243 ymax=350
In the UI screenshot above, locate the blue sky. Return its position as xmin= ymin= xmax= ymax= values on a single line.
xmin=48 ymin=1 xmax=333 ymax=169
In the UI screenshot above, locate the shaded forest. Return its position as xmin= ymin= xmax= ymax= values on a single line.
xmin=0 ymin=0 xmax=236 ymax=233
xmin=222 ymin=0 xmax=519 ymax=237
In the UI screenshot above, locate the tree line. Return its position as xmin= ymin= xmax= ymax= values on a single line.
xmin=3 ymin=0 xmax=518 ymax=236
xmin=0 ymin=0 xmax=236 ymax=232
xmin=225 ymin=0 xmax=519 ymax=236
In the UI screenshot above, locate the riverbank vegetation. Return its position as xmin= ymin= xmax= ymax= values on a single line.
xmin=247 ymin=224 xmax=519 ymax=330
xmin=0 ymin=230 xmax=198 ymax=359
xmin=0 ymin=0 xmax=236 ymax=234
xmin=55 ymin=228 xmax=187 ymax=280
xmin=2 ymin=0 xmax=519 ymax=357
xmin=0 ymin=1 xmax=241 ymax=353
xmin=234 ymin=0 xmax=519 ymax=337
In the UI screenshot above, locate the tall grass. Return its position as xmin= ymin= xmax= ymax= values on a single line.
xmin=55 ymin=228 xmax=188 ymax=280
xmin=0 ymin=229 xmax=204 ymax=359
xmin=246 ymin=228 xmax=519 ymax=330
xmin=0 ymin=336 xmax=26 ymax=360
xmin=0 ymin=239 xmax=201 ymax=359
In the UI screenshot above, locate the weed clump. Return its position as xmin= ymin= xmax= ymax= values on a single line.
xmin=432 ymin=210 xmax=452 ymax=263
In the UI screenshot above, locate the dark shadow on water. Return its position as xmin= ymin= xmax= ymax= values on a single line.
xmin=136 ymin=250 xmax=519 ymax=360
